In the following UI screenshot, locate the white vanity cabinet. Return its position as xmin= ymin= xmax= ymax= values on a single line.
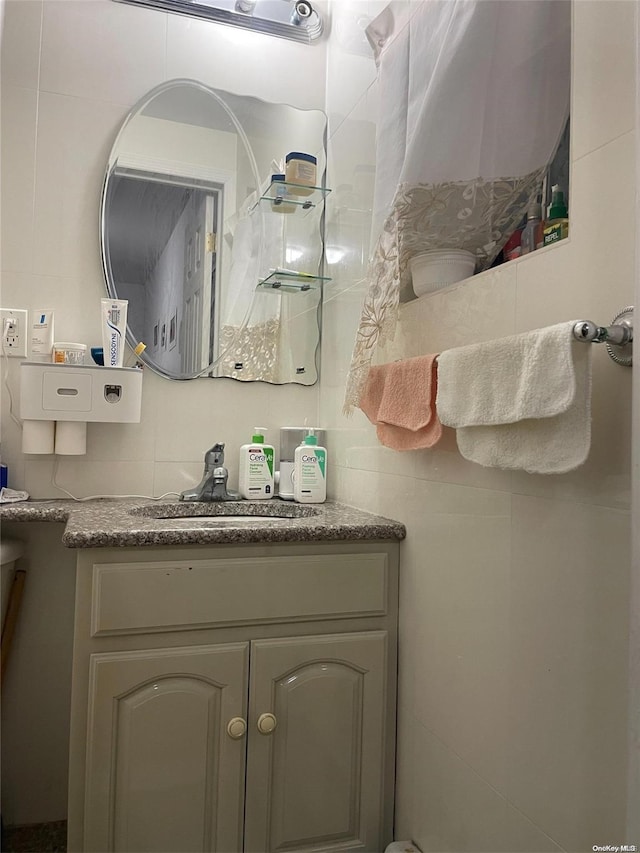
xmin=68 ymin=541 xmax=399 ymax=853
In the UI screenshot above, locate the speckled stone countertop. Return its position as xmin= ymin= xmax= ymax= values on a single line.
xmin=0 ymin=498 xmax=406 ymax=548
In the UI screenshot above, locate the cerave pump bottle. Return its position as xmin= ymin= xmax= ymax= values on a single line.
xmin=238 ymin=428 xmax=274 ymax=500
xmin=293 ymin=429 xmax=326 ymax=504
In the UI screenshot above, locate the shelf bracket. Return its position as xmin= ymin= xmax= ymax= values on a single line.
xmin=572 ymin=306 xmax=633 ymax=366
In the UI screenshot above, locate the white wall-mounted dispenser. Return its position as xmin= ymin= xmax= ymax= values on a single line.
xmin=19 ymin=362 xmax=143 ymax=455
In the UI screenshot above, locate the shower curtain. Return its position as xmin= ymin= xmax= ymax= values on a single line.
xmin=343 ymin=0 xmax=571 ymax=413
xmin=219 ymin=188 xmax=283 ymax=381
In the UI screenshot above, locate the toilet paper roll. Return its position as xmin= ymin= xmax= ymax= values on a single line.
xmin=22 ymin=420 xmax=55 ymax=454
xmin=54 ymin=421 xmax=87 ymax=455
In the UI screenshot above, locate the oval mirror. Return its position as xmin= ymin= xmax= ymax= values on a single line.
xmin=100 ymin=79 xmax=328 ymax=384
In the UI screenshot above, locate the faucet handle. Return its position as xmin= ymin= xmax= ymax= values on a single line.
xmin=180 ymin=441 xmax=233 ymax=502
xmin=204 ymin=443 xmax=225 ymax=468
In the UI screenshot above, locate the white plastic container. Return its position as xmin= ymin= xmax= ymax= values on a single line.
xmin=293 ymin=429 xmax=326 ymax=504
xmin=270 ymin=173 xmax=295 ymax=214
xmin=410 ymin=249 xmax=476 ymax=297
xmin=53 ymin=342 xmax=87 ymax=365
xmin=238 ymin=428 xmax=274 ymax=500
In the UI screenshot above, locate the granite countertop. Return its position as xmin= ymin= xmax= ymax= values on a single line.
xmin=0 ymin=498 xmax=406 ymax=548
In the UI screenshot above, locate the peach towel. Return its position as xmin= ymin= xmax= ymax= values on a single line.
xmin=359 ymin=354 xmax=443 ymax=450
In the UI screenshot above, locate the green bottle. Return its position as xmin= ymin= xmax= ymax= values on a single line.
xmin=543 ymin=185 xmax=569 ymax=247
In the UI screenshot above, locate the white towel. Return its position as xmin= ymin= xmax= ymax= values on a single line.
xmin=436 ymin=322 xmax=592 ymax=474
xmin=436 ymin=322 xmax=581 ymax=426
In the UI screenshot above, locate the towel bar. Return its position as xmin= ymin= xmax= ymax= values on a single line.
xmin=572 ymin=306 xmax=633 ymax=366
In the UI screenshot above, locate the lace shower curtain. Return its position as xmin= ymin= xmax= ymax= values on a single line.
xmin=220 ymin=191 xmax=283 ymax=380
xmin=343 ymin=0 xmax=571 ymax=413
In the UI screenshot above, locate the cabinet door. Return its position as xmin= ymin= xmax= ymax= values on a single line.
xmin=84 ymin=643 xmax=248 ymax=853
xmin=244 ymin=631 xmax=388 ymax=853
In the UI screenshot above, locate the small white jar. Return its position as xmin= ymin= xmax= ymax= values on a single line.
xmin=270 ymin=173 xmax=295 ymax=213
xmin=52 ymin=342 xmax=87 ymax=365
xmin=285 ymin=152 xmax=317 ymax=196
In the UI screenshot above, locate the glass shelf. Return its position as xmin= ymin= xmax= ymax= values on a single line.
xmin=257 ymin=270 xmax=332 ymax=294
xmin=255 ymin=181 xmax=332 ymax=212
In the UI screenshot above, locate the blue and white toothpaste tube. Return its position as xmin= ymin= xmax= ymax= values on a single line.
xmin=101 ymin=298 xmax=128 ymax=368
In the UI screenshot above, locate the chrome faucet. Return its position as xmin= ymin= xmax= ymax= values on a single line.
xmin=179 ymin=443 xmax=239 ymax=502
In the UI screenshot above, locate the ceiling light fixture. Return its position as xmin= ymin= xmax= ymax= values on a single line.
xmin=113 ymin=0 xmax=324 ymax=43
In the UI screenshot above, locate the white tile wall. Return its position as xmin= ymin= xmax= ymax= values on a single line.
xmin=32 ymin=91 xmax=125 ymax=281
xmin=570 ymin=0 xmax=636 ymax=161
xmin=507 ymin=496 xmax=630 ymax=852
xmin=408 ymin=484 xmax=512 ymax=793
xmin=1 ymin=85 xmax=38 ymax=274
xmin=39 ymin=0 xmax=167 ymax=105
xmin=166 ymin=15 xmax=326 ymax=108
xmin=325 ymin=2 xmax=380 ymax=134
xmin=407 ymin=723 xmax=564 ymax=853
xmin=321 ymin=1 xmax=635 ymax=850
xmin=0 ymin=0 xmax=41 ymax=89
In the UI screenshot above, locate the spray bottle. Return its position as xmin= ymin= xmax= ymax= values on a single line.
xmin=543 ymin=185 xmax=569 ymax=246
xmin=520 ymin=198 xmax=544 ymax=255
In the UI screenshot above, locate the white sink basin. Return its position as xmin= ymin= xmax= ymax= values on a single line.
xmin=129 ymin=501 xmax=319 ymax=522
xmin=153 ymin=516 xmax=294 ymax=528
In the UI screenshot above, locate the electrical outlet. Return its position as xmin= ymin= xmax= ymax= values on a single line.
xmin=1 ymin=308 xmax=29 ymax=357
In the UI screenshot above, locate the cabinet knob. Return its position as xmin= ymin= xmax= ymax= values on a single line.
xmin=256 ymin=712 xmax=277 ymax=734
xmin=226 ymin=717 xmax=247 ymax=739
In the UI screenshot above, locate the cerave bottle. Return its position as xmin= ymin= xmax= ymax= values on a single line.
xmin=238 ymin=428 xmax=274 ymax=500
xmin=293 ymin=430 xmax=326 ymax=504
